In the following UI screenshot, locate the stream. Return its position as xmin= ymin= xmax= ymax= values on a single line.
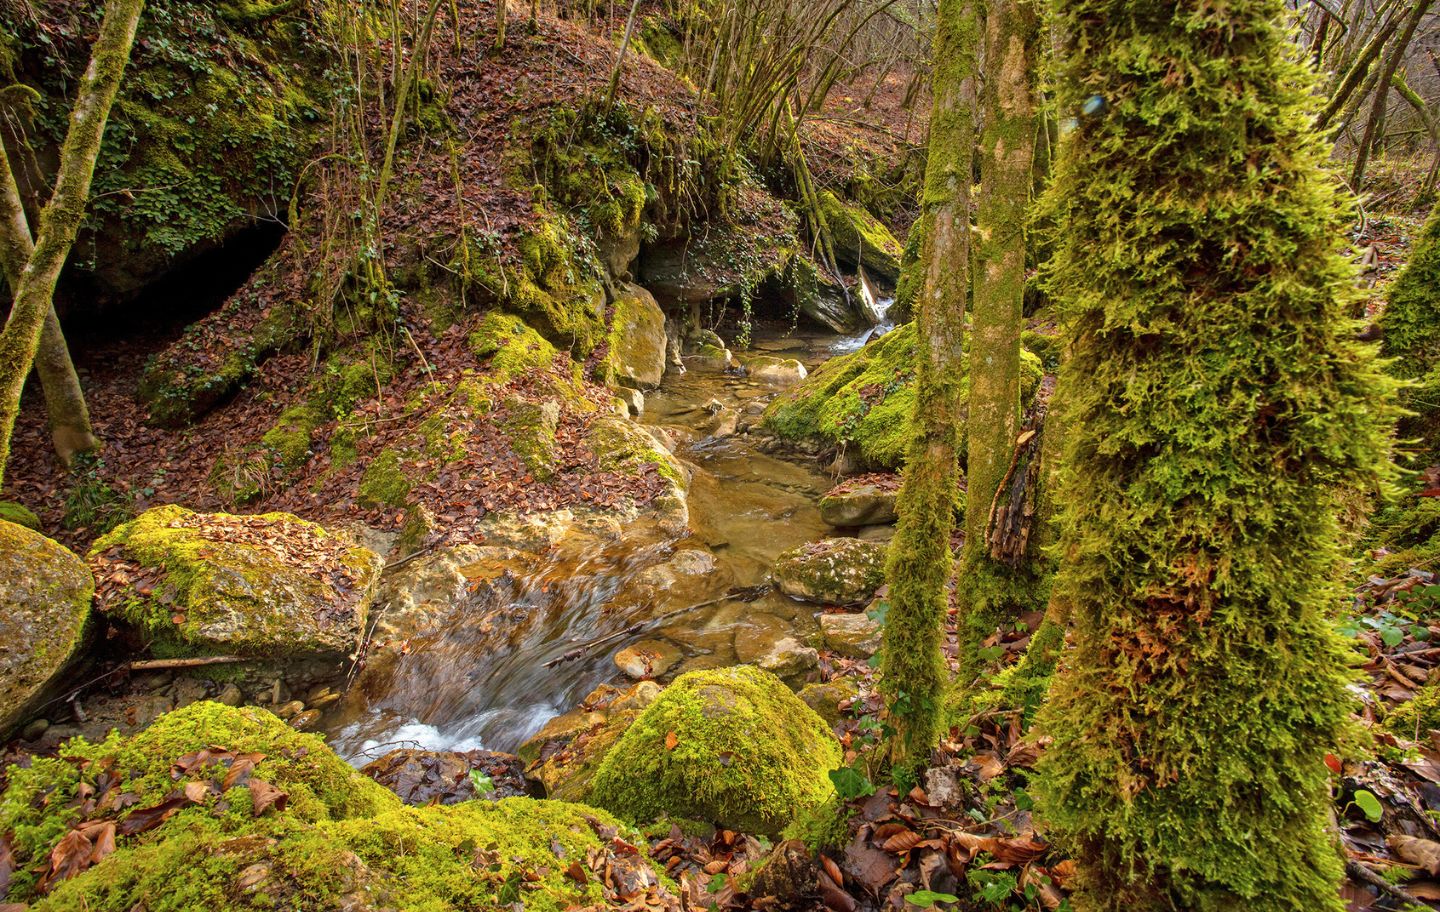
xmin=326 ymin=314 xmax=894 ymax=762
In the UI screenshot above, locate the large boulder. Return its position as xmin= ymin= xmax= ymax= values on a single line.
xmin=589 ymin=665 xmax=841 ymax=836
xmin=0 ymin=702 xmax=672 ymax=911
xmin=606 ymin=284 xmax=668 ymax=389
xmin=88 ymin=505 xmax=383 ymax=657
xmin=0 ymin=521 xmax=93 ymax=737
xmin=771 ymin=538 xmax=887 ymax=606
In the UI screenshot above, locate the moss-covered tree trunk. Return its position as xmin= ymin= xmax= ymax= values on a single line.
xmin=0 ymin=144 xmax=99 ymax=467
xmin=1033 ymin=1 xmax=1398 ymax=909
xmin=880 ymin=0 xmax=978 ymax=770
xmin=0 ymin=0 xmax=143 ymax=487
xmin=956 ymin=0 xmax=1039 ymax=679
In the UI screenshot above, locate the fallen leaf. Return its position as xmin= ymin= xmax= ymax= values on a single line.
xmin=882 ymin=830 xmax=924 ymax=854
xmin=42 ymin=829 xmax=93 ymax=891
xmin=0 ymin=831 xmax=14 ymax=898
xmin=565 ymin=861 xmax=587 ymax=884
xmin=665 ymin=730 xmax=679 ymax=751
xmin=118 ymin=795 xmax=191 ymax=836
xmin=249 ymin=779 xmax=288 ymax=817
xmin=1389 ymin=834 xmax=1440 ymax=876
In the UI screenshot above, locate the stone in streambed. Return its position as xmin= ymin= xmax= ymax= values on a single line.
xmin=0 ymin=519 xmax=93 ymax=738
xmin=605 ymin=283 xmax=668 ymax=390
xmin=819 ymin=610 xmax=883 ymax=659
xmin=733 ymin=613 xmax=819 ymax=681
xmin=771 ymin=538 xmax=887 ymax=605
xmin=819 ymin=482 xmax=898 ymax=527
xmin=614 ymin=638 xmax=682 ymax=679
xmin=743 ymin=355 xmax=808 ymax=387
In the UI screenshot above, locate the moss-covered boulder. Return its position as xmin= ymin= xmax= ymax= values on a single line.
xmin=519 ymin=682 xmax=662 ymax=802
xmin=818 ymin=191 xmax=903 ymax=284
xmin=763 ymin=321 xmax=1044 ymax=469
xmin=0 ymin=521 xmax=93 ymax=737
xmin=0 ymin=702 xmax=673 ymax=911
xmin=88 ymin=505 xmax=382 ymax=657
xmin=771 ymin=538 xmax=887 ymax=606
xmin=589 ymin=665 xmax=841 ymax=836
xmin=0 ymin=500 xmax=41 ymax=531
xmin=818 ymin=479 xmax=899 ymax=527
xmin=606 ymin=283 xmax=669 ymax=389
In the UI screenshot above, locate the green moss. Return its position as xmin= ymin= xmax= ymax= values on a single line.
xmin=763 ymin=322 xmax=1042 ymax=469
xmin=1371 ymin=497 xmax=1440 ymax=578
xmin=818 ymin=190 xmax=903 ymax=283
xmin=503 ymin=400 xmax=561 ymax=481
xmin=586 ymin=415 xmax=685 ymax=489
xmin=88 ymin=505 xmax=381 ymax=656
xmin=589 ymin=665 xmax=841 ymax=836
xmin=260 ymin=403 xmax=322 ymax=469
xmin=892 ymin=218 xmax=925 ymax=322
xmin=1386 ymin=681 xmax=1440 ymax=741
xmin=2 ymin=702 xmax=668 ymax=911
xmin=0 ymin=500 xmax=41 ymax=531
xmin=470 ymin=312 xmax=561 ymax=379
xmin=780 ymin=797 xmax=854 ymax=851
xmin=633 ymin=16 xmax=683 ymax=68
xmin=357 ymin=448 xmax=412 ymax=509
xmin=1382 ymin=206 xmax=1440 ymax=379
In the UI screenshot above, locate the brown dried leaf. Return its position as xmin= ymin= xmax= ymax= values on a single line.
xmin=0 ymin=831 xmax=14 ymax=898
xmin=117 ymin=795 xmax=190 ymax=836
xmin=665 ymin=730 xmax=679 ymax=751
xmin=88 ymin=822 xmax=117 ymax=866
xmin=249 ymin=779 xmax=288 ymax=817
xmin=42 ymin=829 xmax=93 ymax=891
xmin=881 ymin=830 xmax=923 ymax=854
xmin=818 ymin=868 xmax=857 ymax=912
xmin=1389 ymin=835 xmax=1440 ymax=876
xmin=183 ymin=781 xmax=212 ymax=804
xmin=565 ymin=861 xmax=588 ymax=884
xmin=820 ymin=853 xmax=844 ymax=887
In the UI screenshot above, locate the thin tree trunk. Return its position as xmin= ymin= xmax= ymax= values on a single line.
xmin=1352 ymin=0 xmax=1432 ymax=189
xmin=1314 ymin=12 xmax=1401 ymax=131
xmin=956 ymin=0 xmax=1039 ymax=679
xmin=0 ymin=0 xmax=144 ymax=487
xmin=494 ymin=0 xmax=508 ymax=51
xmin=0 ymin=143 xmax=99 ymax=467
xmin=881 ymin=0 xmax=978 ymax=771
xmin=604 ymin=0 xmax=643 ymax=111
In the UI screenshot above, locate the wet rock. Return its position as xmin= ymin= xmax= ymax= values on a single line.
xmin=217 ymin=683 xmax=244 ymax=707
xmin=733 ymin=614 xmax=818 ymax=681
xmin=170 ymin=676 xmax=211 ymax=709
xmin=607 ymin=283 xmax=668 ymax=389
xmin=616 ymin=386 xmax=645 ymax=417
xmin=362 ymin=748 xmax=532 ymax=805
xmin=614 ymin=638 xmax=683 ymax=679
xmin=744 ymin=355 xmax=809 ymax=387
xmin=818 ymin=191 xmax=903 ymax=284
xmin=819 ymin=482 xmax=898 ymax=527
xmin=819 ymin=611 xmax=883 ymax=659
xmin=598 ymin=224 xmax=642 ymax=280
xmin=0 ymin=519 xmax=93 ymax=737
xmin=20 ymin=717 xmax=49 ymax=741
xmin=757 ymin=637 xmax=819 ymax=680
xmin=274 ymin=700 xmax=305 ymax=720
xmin=857 ymin=524 xmax=896 ymax=544
xmin=771 ymin=538 xmax=887 ymax=605
xmin=589 ymin=665 xmax=841 ymax=836
xmin=688 ymin=343 xmax=737 ymax=372
xmin=88 ymin=505 xmax=382 ymax=657
xmin=798 ymin=679 xmax=859 ymax=726
xmin=518 ymin=681 xmax=658 ymax=802
xmin=290 ymin=708 xmax=322 ymax=731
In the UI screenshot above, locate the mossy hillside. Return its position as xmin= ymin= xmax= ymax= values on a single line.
xmin=88 ymin=505 xmax=382 ymax=656
xmin=818 ymin=190 xmax=904 ymax=284
xmin=1032 ymin=0 xmax=1401 ymax=908
xmin=2 ymin=702 xmax=669 ymax=911
xmin=1381 ymin=204 xmax=1440 ymax=380
xmin=763 ymin=322 xmax=1043 ymax=469
xmin=3 ymin=1 xmax=333 ymax=294
xmin=589 ymin=665 xmax=841 ymax=836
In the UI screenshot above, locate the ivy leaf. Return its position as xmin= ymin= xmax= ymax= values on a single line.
xmin=1354 ymin=789 xmax=1384 ymax=822
xmin=829 ymin=766 xmax=876 ymax=800
xmin=469 ymin=769 xmax=496 ymax=795
xmin=906 ymin=890 xmax=959 ymax=908
xmin=1380 ymin=626 xmax=1405 ymax=648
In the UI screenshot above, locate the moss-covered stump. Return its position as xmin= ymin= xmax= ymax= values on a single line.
xmin=771 ymin=538 xmax=887 ymax=606
xmin=0 ymin=521 xmax=93 ymax=737
xmin=763 ymin=322 xmax=1043 ymax=469
xmin=88 ymin=505 xmax=382 ymax=657
xmin=0 ymin=702 xmax=674 ymax=911
xmin=605 ymin=283 xmax=669 ymax=389
xmin=589 ymin=666 xmax=840 ymax=836
xmin=818 ymin=191 xmax=903 ymax=284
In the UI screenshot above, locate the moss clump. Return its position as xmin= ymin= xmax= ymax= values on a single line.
xmin=1370 ymin=497 xmax=1440 ymax=578
xmin=470 ymin=311 xmax=562 ymax=379
xmin=818 ymin=190 xmax=903 ymax=284
xmin=590 ymin=665 xmax=841 ymax=836
xmin=1386 ymin=682 xmax=1440 ymax=741
xmin=88 ymin=505 xmax=382 ymax=656
xmin=780 ymin=797 xmax=854 ymax=851
xmin=357 ymin=448 xmax=413 ymax=509
xmin=891 ymin=218 xmax=925 ymax=322
xmin=2 ymin=702 xmax=670 ymax=911
xmin=763 ymin=322 xmax=1042 ymax=469
xmin=586 ymin=415 xmax=685 ymax=490
xmin=0 ymin=500 xmax=41 ymax=530
xmin=1032 ymin=1 xmax=1400 ymax=909
xmin=503 ymin=399 xmax=561 ymax=481
xmin=1382 ymin=205 xmax=1440 ymax=379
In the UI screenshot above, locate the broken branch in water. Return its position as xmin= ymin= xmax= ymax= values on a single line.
xmin=543 ymin=585 xmax=773 ymax=669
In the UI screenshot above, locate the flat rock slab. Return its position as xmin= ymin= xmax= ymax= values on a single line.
xmin=819 ymin=611 xmax=883 ymax=659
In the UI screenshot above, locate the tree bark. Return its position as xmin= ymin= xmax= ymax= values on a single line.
xmin=956 ymin=0 xmax=1039 ymax=679
xmin=0 ymin=142 xmax=99 ymax=467
xmin=880 ymin=0 xmax=978 ymax=770
xmin=0 ymin=0 xmax=144 ymax=487
xmin=1351 ymin=0 xmax=1432 ymax=189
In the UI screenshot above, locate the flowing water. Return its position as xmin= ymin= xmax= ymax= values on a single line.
xmin=325 ymin=317 xmax=893 ymax=761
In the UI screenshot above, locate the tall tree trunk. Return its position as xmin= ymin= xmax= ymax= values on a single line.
xmin=494 ymin=0 xmax=508 ymax=51
xmin=0 ymin=143 xmax=99 ymax=467
xmin=956 ymin=0 xmax=1039 ymax=680
xmin=0 ymin=0 xmax=144 ymax=487
xmin=1352 ymin=0 xmax=1432 ymax=189
xmin=1034 ymin=0 xmax=1397 ymax=908
xmin=880 ymin=0 xmax=978 ymax=770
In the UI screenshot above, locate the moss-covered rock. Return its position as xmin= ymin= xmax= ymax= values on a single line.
xmin=88 ymin=505 xmax=382 ymax=657
xmin=590 ymin=665 xmax=840 ymax=836
xmin=520 ymin=682 xmax=663 ymax=802
xmin=818 ymin=191 xmax=903 ymax=284
xmin=605 ymin=283 xmax=669 ymax=389
xmin=1 ymin=702 xmax=672 ymax=911
xmin=503 ymin=398 xmax=562 ymax=481
xmin=0 ymin=500 xmax=41 ymax=531
xmin=771 ymin=538 xmax=887 ymax=605
xmin=0 ymin=521 xmax=93 ymax=737
xmin=763 ymin=321 xmax=1044 ymax=470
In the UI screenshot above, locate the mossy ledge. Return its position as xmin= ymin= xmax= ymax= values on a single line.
xmin=0 ymin=702 xmax=671 ymax=911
